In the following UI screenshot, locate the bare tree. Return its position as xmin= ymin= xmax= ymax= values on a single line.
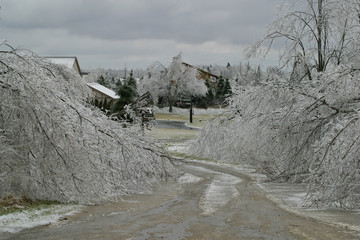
xmin=247 ymin=0 xmax=360 ymax=81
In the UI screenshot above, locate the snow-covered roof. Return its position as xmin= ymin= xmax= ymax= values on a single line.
xmin=46 ymin=57 xmax=75 ymax=68
xmin=86 ymin=82 xmax=120 ymax=99
xmin=44 ymin=57 xmax=82 ymax=76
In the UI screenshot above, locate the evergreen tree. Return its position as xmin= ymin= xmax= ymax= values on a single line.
xmin=223 ymin=78 xmax=232 ymax=96
xmin=113 ymin=85 xmax=135 ymax=112
xmin=115 ymin=78 xmax=122 ymax=92
xmin=113 ymin=70 xmax=138 ymax=113
xmin=215 ymin=75 xmax=225 ymax=98
xmin=110 ymin=77 xmax=115 ymax=85
xmin=127 ymin=70 xmax=137 ymax=94
xmin=97 ymin=75 xmax=107 ymax=86
xmin=205 ymin=79 xmax=214 ymax=100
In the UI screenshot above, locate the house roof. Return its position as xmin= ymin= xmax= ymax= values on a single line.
xmin=86 ymin=82 xmax=120 ymax=100
xmin=44 ymin=56 xmax=82 ymax=77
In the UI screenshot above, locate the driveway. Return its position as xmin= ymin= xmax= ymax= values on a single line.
xmin=3 ymin=161 xmax=359 ymax=240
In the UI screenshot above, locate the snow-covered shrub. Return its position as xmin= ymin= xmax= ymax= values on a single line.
xmin=0 ymin=48 xmax=178 ymax=203
xmin=188 ymin=65 xmax=360 ymax=208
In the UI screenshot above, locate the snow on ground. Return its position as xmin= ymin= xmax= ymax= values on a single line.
xmin=0 ymin=204 xmax=82 ymax=233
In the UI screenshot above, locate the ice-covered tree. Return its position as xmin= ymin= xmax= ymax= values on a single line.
xmin=248 ymin=0 xmax=360 ymax=80
xmin=188 ymin=0 xmax=360 ymax=209
xmin=189 ymin=65 xmax=360 ymax=208
xmin=223 ymin=78 xmax=232 ymax=96
xmin=139 ymin=53 xmax=207 ymax=112
xmin=0 ymin=45 xmax=178 ymax=203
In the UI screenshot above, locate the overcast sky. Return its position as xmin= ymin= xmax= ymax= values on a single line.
xmin=1 ymin=0 xmax=282 ymax=70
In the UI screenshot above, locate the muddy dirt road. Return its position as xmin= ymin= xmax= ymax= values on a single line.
xmin=2 ymin=160 xmax=359 ymax=240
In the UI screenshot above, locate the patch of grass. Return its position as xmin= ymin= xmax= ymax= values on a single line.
xmin=0 ymin=195 xmax=63 ymax=216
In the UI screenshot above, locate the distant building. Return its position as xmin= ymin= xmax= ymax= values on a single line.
xmin=86 ymin=82 xmax=119 ymax=107
xmin=44 ymin=56 xmax=82 ymax=77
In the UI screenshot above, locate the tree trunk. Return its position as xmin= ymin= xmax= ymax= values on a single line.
xmin=317 ymin=0 xmax=325 ymax=72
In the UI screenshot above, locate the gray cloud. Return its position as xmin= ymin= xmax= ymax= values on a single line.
xmin=1 ymin=0 xmax=281 ymax=69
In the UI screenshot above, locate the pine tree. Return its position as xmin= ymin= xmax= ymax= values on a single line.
xmin=115 ymin=78 xmax=122 ymax=92
xmin=215 ymin=76 xmax=225 ymax=98
xmin=113 ymin=85 xmax=133 ymax=112
xmin=97 ymin=75 xmax=107 ymax=86
xmin=113 ymin=70 xmax=138 ymax=113
xmin=205 ymin=79 xmax=214 ymax=100
xmin=127 ymin=70 xmax=137 ymax=91
xmin=223 ymin=78 xmax=232 ymax=96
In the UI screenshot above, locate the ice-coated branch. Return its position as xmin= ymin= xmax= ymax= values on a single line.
xmin=188 ymin=65 xmax=360 ymax=208
xmin=0 ymin=50 xmax=179 ymax=203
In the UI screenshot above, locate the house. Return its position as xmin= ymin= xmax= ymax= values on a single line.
xmin=86 ymin=82 xmax=120 ymax=107
xmin=44 ymin=56 xmax=83 ymax=77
